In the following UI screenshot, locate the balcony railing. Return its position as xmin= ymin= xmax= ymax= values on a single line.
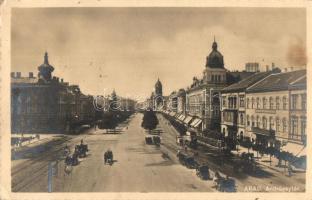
xmin=255 ymin=109 xmax=276 ymax=114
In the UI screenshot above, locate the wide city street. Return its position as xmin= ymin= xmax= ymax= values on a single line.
xmin=12 ymin=113 xmax=216 ymax=192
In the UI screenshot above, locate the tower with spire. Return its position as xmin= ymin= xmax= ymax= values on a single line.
xmin=154 ymin=78 xmax=163 ymax=109
xmin=38 ymin=52 xmax=54 ymax=82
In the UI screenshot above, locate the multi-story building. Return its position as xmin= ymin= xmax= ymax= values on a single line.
xmin=11 ymin=52 xmax=96 ymax=133
xmin=220 ymin=71 xmax=273 ymax=149
xmin=245 ymin=69 xmax=306 ymax=156
xmin=177 ymin=89 xmax=186 ymax=115
xmin=185 ymin=39 xmax=228 ymax=134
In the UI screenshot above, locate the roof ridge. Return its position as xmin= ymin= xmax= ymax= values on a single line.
xmin=246 ymin=73 xmax=273 ymax=91
xmin=290 ymin=75 xmax=306 ymax=85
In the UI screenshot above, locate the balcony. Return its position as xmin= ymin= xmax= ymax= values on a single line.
xmin=255 ymin=109 xmax=276 ymax=114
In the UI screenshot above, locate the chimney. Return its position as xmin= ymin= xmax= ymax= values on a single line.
xmin=16 ymin=72 xmax=21 ymax=78
xmin=29 ymin=72 xmax=34 ymax=78
xmin=61 ymin=78 xmax=63 ymax=83
xmin=11 ymin=72 xmax=15 ymax=78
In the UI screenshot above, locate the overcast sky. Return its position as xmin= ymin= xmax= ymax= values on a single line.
xmin=12 ymin=7 xmax=306 ymax=100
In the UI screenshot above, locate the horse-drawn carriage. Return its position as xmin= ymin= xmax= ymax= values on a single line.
xmin=177 ymin=151 xmax=197 ymax=169
xmin=212 ymin=172 xmax=236 ymax=192
xmin=196 ymin=165 xmax=210 ymax=180
xmin=145 ymin=135 xmax=161 ymax=145
xmin=65 ymin=152 xmax=79 ymax=166
xmin=75 ymin=144 xmax=89 ymax=158
xmin=152 ymin=136 xmax=161 ymax=145
xmin=104 ymin=150 xmax=114 ymax=165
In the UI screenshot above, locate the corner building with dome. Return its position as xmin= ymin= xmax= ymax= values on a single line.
xmin=184 ymin=39 xmax=229 ymax=136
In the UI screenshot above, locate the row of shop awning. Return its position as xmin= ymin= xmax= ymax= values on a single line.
xmin=162 ymin=110 xmax=202 ymax=129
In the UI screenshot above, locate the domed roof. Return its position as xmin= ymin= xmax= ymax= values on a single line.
xmin=205 ymin=40 xmax=224 ymax=69
xmin=38 ymin=52 xmax=54 ymax=81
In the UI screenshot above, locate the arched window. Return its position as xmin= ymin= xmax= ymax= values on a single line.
xmin=283 ymin=96 xmax=287 ymax=110
xmin=256 ymin=115 xmax=260 ymax=127
xmin=282 ymin=118 xmax=287 ymax=132
xmin=269 ymin=116 xmax=274 ymax=130
xmin=251 ymin=98 xmax=255 ymax=109
xmin=256 ymin=97 xmax=260 ymax=109
xmin=269 ymin=97 xmax=274 ymax=110
xmin=276 ymin=117 xmax=280 ymax=132
xmin=262 ymin=97 xmax=267 ymax=109
xmin=240 ymin=113 xmax=244 ymax=125
xmin=276 ymin=97 xmax=280 ymax=110
xmin=251 ymin=115 xmax=255 ymax=127
xmin=262 ymin=116 xmax=267 ymax=129
xmin=246 ymin=98 xmax=250 ymax=109
xmin=247 ymin=115 xmax=250 ymax=126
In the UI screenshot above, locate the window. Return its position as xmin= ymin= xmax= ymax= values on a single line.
xmin=247 ymin=115 xmax=250 ymax=126
xmin=269 ymin=116 xmax=274 ymax=130
xmin=251 ymin=98 xmax=255 ymax=109
xmin=269 ymin=97 xmax=274 ymax=110
xmin=222 ymin=96 xmax=226 ymax=107
xmin=256 ymin=97 xmax=260 ymax=109
xmin=282 ymin=118 xmax=287 ymax=132
xmin=301 ymin=94 xmax=306 ymax=110
xmin=233 ymin=97 xmax=237 ymax=108
xmin=262 ymin=116 xmax=267 ymax=129
xmin=262 ymin=97 xmax=267 ymax=109
xmin=240 ymin=113 xmax=244 ymax=125
xmin=239 ymin=96 xmax=245 ymax=107
xmin=256 ymin=115 xmax=260 ymax=127
xmin=276 ymin=97 xmax=280 ymax=110
xmin=291 ymin=94 xmax=298 ymax=110
xmin=211 ymin=75 xmax=215 ymax=82
xmin=251 ymin=116 xmax=255 ymax=127
xmin=246 ymin=98 xmax=250 ymax=109
xmin=301 ymin=116 xmax=306 ymax=137
xmin=276 ymin=118 xmax=280 ymax=132
xmin=283 ymin=96 xmax=287 ymax=110
xmin=290 ymin=116 xmax=299 ymax=139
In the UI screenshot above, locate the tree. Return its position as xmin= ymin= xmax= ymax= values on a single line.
xmin=141 ymin=110 xmax=159 ymax=133
xmin=98 ymin=112 xmax=118 ymax=132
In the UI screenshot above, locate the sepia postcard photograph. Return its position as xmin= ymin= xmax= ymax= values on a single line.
xmin=0 ymin=0 xmax=311 ymax=199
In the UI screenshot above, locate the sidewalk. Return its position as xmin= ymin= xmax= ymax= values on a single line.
xmin=11 ymin=133 xmax=62 ymax=150
xmin=232 ymin=146 xmax=306 ymax=175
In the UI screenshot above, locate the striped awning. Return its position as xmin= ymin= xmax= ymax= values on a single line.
xmin=193 ymin=119 xmax=202 ymax=128
xmin=169 ymin=112 xmax=176 ymax=117
xmin=178 ymin=115 xmax=186 ymax=121
xmin=183 ymin=116 xmax=193 ymax=124
xmin=190 ymin=118 xmax=201 ymax=127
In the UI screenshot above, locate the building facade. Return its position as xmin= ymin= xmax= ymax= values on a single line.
xmin=245 ymin=70 xmax=306 ymax=156
xmin=220 ymin=72 xmax=273 ymax=149
xmin=185 ymin=39 xmax=228 ymax=133
xmin=11 ymin=52 xmax=96 ymax=133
